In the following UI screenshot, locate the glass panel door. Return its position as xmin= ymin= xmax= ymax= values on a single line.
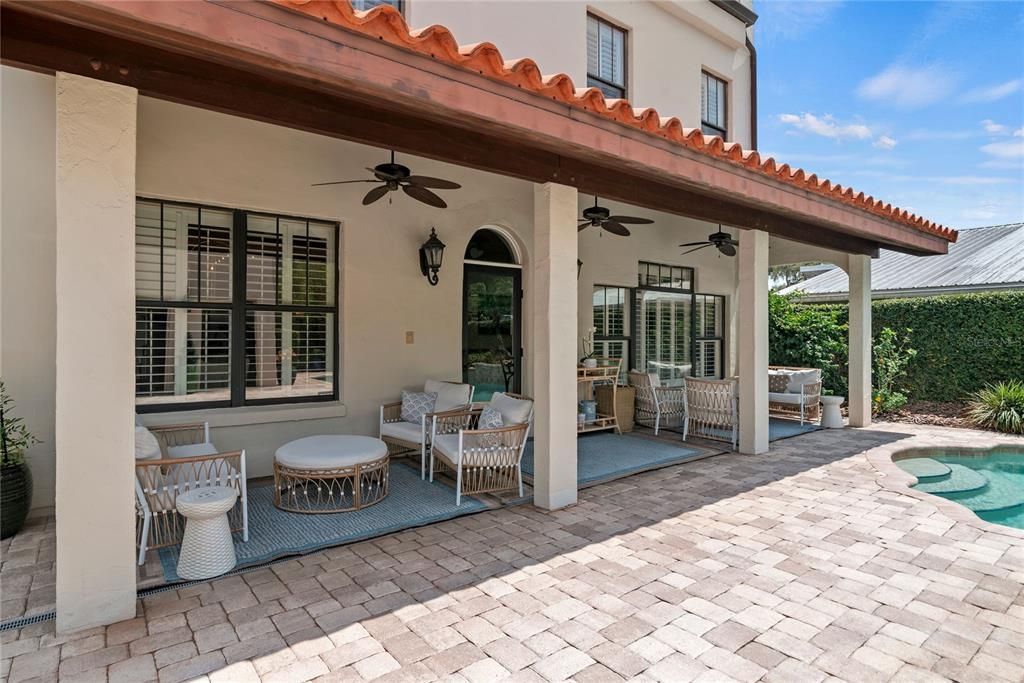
xmin=635 ymin=289 xmax=692 ymax=386
xmin=463 ymin=265 xmax=521 ymax=401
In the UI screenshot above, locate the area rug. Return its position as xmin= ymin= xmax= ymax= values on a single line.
xmin=520 ymin=433 xmax=706 ymax=487
xmin=769 ymin=417 xmax=819 ymax=441
xmin=158 ymin=463 xmax=486 ymax=583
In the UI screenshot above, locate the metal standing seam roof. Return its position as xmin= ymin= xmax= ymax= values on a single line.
xmin=780 ymin=223 xmax=1024 ymax=298
xmin=277 ymin=0 xmax=957 ymax=245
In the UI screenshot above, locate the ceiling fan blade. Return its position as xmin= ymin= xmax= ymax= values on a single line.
xmin=405 ymin=176 xmax=461 ymax=189
xmin=402 ymin=184 xmax=448 ymax=208
xmin=578 ymin=222 xmax=592 ymax=232
xmin=601 ymin=221 xmax=631 ymax=237
xmin=717 ymin=242 xmax=737 ymax=257
xmin=607 ymin=215 xmax=654 ymax=225
xmin=362 ymin=185 xmax=390 ymax=205
xmin=680 ymin=244 xmax=712 ymax=257
xmin=311 ymin=179 xmax=376 ymax=186
xmin=678 ymin=241 xmax=710 ymax=248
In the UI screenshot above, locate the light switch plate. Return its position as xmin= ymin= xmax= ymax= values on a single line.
xmin=405 ymin=331 xmax=414 ymax=344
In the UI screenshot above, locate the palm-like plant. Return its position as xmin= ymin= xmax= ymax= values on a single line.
xmin=1 ymin=381 xmax=38 ymax=466
xmin=966 ymin=380 xmax=1024 ymax=435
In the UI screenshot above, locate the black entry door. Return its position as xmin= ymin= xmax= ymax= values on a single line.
xmin=462 ymin=264 xmax=522 ymax=401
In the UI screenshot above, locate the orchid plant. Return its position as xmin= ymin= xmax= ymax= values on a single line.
xmin=580 ymin=326 xmax=597 ymax=362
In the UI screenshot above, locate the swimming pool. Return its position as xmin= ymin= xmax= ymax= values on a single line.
xmin=895 ymin=448 xmax=1024 ymax=530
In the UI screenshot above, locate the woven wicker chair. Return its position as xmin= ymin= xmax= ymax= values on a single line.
xmin=379 ymin=380 xmax=474 ymax=478
xmin=627 ymin=371 xmax=688 ymax=435
xmin=135 ymin=422 xmax=247 ymax=566
xmin=768 ymin=366 xmax=822 ymax=424
xmin=428 ymin=393 xmax=533 ymax=505
xmin=684 ymin=377 xmax=739 ymax=449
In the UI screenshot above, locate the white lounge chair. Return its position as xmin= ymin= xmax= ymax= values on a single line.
xmin=628 ymin=371 xmax=688 ymax=435
xmin=379 ymin=380 xmax=475 ymax=478
xmin=684 ymin=377 xmax=739 ymax=449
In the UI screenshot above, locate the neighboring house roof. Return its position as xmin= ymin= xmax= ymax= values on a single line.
xmin=276 ymin=0 xmax=957 ymax=245
xmin=780 ymin=223 xmax=1024 ymax=301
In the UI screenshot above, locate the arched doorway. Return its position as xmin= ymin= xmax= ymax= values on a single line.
xmin=463 ymin=228 xmax=522 ymax=401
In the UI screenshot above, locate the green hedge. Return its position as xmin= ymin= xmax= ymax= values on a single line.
xmin=769 ymin=291 xmax=1024 ymax=402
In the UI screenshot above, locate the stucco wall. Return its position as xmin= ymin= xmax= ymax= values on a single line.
xmin=409 ymin=0 xmax=753 ymax=147
xmin=2 ymin=68 xmax=742 ymax=506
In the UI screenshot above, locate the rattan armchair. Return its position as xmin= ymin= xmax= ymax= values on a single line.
xmin=627 ymin=371 xmax=688 ymax=435
xmin=379 ymin=381 xmax=474 ymax=478
xmin=428 ymin=393 xmax=534 ymax=505
xmin=684 ymin=377 xmax=739 ymax=449
xmin=135 ymin=422 xmax=247 ymax=566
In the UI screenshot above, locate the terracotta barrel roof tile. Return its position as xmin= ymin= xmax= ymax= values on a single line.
xmin=277 ymin=0 xmax=958 ymax=243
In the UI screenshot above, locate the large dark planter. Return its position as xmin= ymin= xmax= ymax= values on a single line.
xmin=1 ymin=462 xmax=32 ymax=539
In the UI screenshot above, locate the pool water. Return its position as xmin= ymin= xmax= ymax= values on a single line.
xmin=896 ymin=450 xmax=1024 ymax=530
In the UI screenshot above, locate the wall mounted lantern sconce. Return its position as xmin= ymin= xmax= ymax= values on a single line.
xmin=419 ymin=228 xmax=446 ymax=286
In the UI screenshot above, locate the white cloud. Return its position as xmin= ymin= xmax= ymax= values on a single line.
xmin=962 ymin=207 xmax=998 ymax=220
xmin=873 ymin=135 xmax=898 ymax=150
xmin=757 ymin=1 xmax=844 ymax=45
xmin=778 ymin=113 xmax=872 ymax=140
xmin=982 ymin=119 xmax=1009 ymax=135
xmin=856 ymin=64 xmax=957 ymax=109
xmin=1016 ymin=128 xmax=1024 ymax=138
xmin=960 ymin=79 xmax=1022 ymax=104
xmin=980 ymin=140 xmax=1024 ymax=158
xmin=904 ymin=128 xmax=979 ymax=141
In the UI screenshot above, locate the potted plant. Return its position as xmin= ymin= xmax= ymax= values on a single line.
xmin=1 ymin=381 xmax=38 ymax=539
xmin=580 ymin=327 xmax=598 ymax=368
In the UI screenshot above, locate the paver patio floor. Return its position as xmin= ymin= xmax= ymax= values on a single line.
xmin=2 ymin=423 xmax=1023 ymax=682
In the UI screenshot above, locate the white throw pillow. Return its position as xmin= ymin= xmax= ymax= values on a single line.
xmin=786 ymin=369 xmax=820 ymax=394
xmin=489 ymin=392 xmax=533 ymax=426
xmin=135 ymin=426 xmax=162 ymax=461
xmin=401 ymin=390 xmax=437 ymax=424
xmin=424 ymin=379 xmax=471 ymax=412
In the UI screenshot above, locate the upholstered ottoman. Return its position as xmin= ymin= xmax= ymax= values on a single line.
xmin=274 ymin=435 xmax=389 ymax=513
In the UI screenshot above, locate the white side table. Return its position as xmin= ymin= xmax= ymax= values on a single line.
xmin=820 ymin=395 xmax=845 ymax=429
xmin=176 ymin=486 xmax=238 ymax=580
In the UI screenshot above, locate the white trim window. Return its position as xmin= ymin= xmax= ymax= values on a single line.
xmin=701 ymin=71 xmax=728 ymax=138
xmin=135 ymin=199 xmax=339 ymax=411
xmin=587 ymin=14 xmax=627 ymax=100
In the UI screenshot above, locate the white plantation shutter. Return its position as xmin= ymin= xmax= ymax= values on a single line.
xmin=701 ymin=72 xmax=727 ymax=136
xmin=586 ymin=14 xmax=626 ymax=99
xmin=694 ymin=294 xmax=724 ymax=378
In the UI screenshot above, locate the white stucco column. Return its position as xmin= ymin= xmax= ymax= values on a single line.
xmin=55 ymin=73 xmax=138 ymax=632
xmin=531 ymin=182 xmax=578 ymax=509
xmin=738 ymin=229 xmax=769 ymax=454
xmin=848 ymin=254 xmax=872 ymax=427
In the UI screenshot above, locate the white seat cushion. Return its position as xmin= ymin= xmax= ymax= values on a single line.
xmin=380 ymin=420 xmax=425 ymax=444
xmin=489 ymin=392 xmax=533 ymax=426
xmin=275 ymin=435 xmax=388 ymax=470
xmin=786 ymin=369 xmax=820 ymax=393
xmin=167 ymin=442 xmax=219 ymax=459
xmin=424 ymin=380 xmax=472 ymax=412
xmin=432 ymin=433 xmax=460 ymax=460
xmin=768 ymin=392 xmax=804 ymax=405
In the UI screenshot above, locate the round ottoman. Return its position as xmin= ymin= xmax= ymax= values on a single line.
xmin=820 ymin=395 xmax=845 ymax=429
xmin=273 ymin=435 xmax=390 ymax=513
xmin=176 ymin=486 xmax=238 ymax=580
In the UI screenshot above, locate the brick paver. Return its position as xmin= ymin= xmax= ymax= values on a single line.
xmin=2 ymin=423 xmax=1023 ymax=681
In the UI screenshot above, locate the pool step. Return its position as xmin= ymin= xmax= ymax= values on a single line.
xmin=945 ymin=471 xmax=1024 ymax=513
xmin=914 ymin=463 xmax=987 ymax=495
xmin=898 ymin=458 xmax=951 ymax=481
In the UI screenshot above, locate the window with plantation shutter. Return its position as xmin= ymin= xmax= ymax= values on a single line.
xmin=694 ymin=294 xmax=725 ymax=378
xmin=587 ymin=14 xmax=627 ymax=100
xmin=351 ymin=0 xmax=402 ymax=12
xmin=593 ymin=285 xmax=630 ymax=381
xmin=701 ymin=71 xmax=728 ymax=138
xmin=135 ymin=199 xmax=338 ymax=411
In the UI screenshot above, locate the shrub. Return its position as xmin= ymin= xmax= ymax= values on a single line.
xmin=872 ymin=327 xmax=916 ymax=415
xmin=768 ymin=292 xmax=848 ymax=397
xmin=966 ymin=380 xmax=1024 ymax=434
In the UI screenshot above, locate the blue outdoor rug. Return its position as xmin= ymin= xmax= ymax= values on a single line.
xmin=158 ymin=463 xmax=486 ymax=583
xmin=769 ymin=417 xmax=819 ymax=441
xmin=521 ymin=433 xmax=706 ymax=487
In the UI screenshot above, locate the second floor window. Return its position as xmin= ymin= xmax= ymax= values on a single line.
xmin=352 ymin=0 xmax=402 ymax=12
xmin=587 ymin=14 xmax=627 ymax=99
xmin=701 ymin=71 xmax=728 ymax=138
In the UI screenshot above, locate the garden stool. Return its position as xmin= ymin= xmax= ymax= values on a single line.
xmin=820 ymin=395 xmax=845 ymax=429
xmin=176 ymin=486 xmax=238 ymax=580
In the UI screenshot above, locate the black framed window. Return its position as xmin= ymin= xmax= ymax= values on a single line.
xmin=135 ymin=199 xmax=339 ymax=412
xmin=351 ymin=0 xmax=403 ymax=12
xmin=587 ymin=14 xmax=627 ymax=99
xmin=694 ymin=294 xmax=725 ymax=379
xmin=592 ymin=285 xmax=630 ymax=381
xmin=701 ymin=71 xmax=728 ymax=138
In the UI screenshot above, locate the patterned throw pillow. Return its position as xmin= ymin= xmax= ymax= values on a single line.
xmin=401 ymin=391 xmax=437 ymax=424
xmin=768 ymin=373 xmax=790 ymax=394
xmin=476 ymin=406 xmax=504 ymax=448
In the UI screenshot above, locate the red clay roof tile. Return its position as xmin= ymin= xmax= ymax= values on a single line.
xmin=276 ymin=0 xmax=957 ymax=243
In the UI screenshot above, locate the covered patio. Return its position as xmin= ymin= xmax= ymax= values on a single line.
xmin=0 ymin=0 xmax=955 ymax=633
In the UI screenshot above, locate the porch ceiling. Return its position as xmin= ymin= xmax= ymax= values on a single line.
xmin=2 ymin=0 xmax=952 ymax=257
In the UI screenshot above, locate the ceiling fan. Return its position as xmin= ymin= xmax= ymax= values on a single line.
xmin=311 ymin=150 xmax=461 ymax=208
xmin=578 ymin=197 xmax=654 ymax=236
xmin=679 ymin=227 xmax=739 ymax=257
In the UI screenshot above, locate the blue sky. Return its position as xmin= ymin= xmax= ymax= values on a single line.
xmin=756 ymin=0 xmax=1024 ymax=229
